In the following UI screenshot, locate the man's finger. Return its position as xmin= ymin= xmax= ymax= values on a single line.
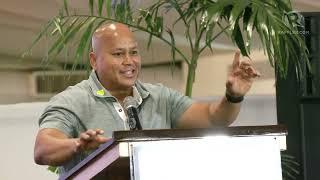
xmin=234 ymin=69 xmax=258 ymax=79
xmin=80 ymin=133 xmax=91 ymax=140
xmin=244 ymin=66 xmax=261 ymax=77
xmin=239 ymin=62 xmax=261 ymax=77
xmin=80 ymin=129 xmax=98 ymax=141
xmin=240 ymin=61 xmax=251 ymax=67
xmin=95 ymin=129 xmax=104 ymax=135
xmin=96 ymin=136 xmax=110 ymax=143
xmin=232 ymin=50 xmax=241 ymax=69
xmin=86 ymin=129 xmax=97 ymax=136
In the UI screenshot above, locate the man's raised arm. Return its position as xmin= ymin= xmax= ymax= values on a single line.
xmin=177 ymin=50 xmax=260 ymax=128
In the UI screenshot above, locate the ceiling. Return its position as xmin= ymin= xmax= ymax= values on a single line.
xmin=0 ymin=0 xmax=319 ymax=70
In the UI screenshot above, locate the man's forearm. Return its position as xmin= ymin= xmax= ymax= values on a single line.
xmin=34 ymin=130 xmax=78 ymax=166
xmin=208 ymin=96 xmax=241 ymax=126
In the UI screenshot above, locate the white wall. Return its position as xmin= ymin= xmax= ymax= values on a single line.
xmin=0 ymin=102 xmax=57 ymax=180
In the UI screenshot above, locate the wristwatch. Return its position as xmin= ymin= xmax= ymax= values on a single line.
xmin=225 ymin=92 xmax=244 ymax=103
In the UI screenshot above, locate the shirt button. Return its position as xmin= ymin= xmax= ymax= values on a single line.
xmin=119 ymin=109 xmax=122 ymax=112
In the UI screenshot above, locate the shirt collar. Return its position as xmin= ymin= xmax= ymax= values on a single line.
xmin=88 ymin=70 xmax=113 ymax=98
xmin=88 ymin=70 xmax=150 ymax=101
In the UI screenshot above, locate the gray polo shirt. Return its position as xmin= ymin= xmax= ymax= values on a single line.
xmin=39 ymin=71 xmax=193 ymax=173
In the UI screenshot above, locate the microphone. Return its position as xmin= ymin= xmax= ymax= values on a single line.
xmin=123 ymin=96 xmax=142 ymax=130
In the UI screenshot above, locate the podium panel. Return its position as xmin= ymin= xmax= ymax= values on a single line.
xmin=60 ymin=126 xmax=287 ymax=180
xmin=131 ymin=136 xmax=283 ymax=180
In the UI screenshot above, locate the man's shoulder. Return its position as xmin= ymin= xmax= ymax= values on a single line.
xmin=136 ymin=81 xmax=168 ymax=94
xmin=138 ymin=81 xmax=165 ymax=89
xmin=136 ymin=81 xmax=182 ymax=99
xmin=50 ymin=79 xmax=92 ymax=103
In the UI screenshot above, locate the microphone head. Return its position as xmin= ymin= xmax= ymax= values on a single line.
xmin=123 ymin=96 xmax=138 ymax=109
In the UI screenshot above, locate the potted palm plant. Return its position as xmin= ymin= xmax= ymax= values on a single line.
xmin=23 ymin=0 xmax=310 ymax=97
xmin=24 ymin=0 xmax=308 ymax=178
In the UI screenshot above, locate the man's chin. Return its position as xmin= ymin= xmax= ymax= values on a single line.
xmin=120 ymin=80 xmax=136 ymax=88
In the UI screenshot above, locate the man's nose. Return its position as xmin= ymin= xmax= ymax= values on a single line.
xmin=122 ymin=53 xmax=133 ymax=64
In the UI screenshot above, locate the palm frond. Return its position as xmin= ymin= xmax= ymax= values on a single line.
xmin=281 ymin=152 xmax=300 ymax=180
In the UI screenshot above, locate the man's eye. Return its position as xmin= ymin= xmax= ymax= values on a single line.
xmin=112 ymin=52 xmax=122 ymax=57
xmin=130 ymin=51 xmax=139 ymax=55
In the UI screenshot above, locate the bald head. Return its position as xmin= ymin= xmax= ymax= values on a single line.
xmin=92 ymin=23 xmax=136 ymax=54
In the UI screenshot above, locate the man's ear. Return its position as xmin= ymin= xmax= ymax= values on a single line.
xmin=89 ymin=52 xmax=97 ymax=70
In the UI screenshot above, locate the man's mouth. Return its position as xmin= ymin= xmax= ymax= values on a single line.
xmin=121 ymin=69 xmax=135 ymax=78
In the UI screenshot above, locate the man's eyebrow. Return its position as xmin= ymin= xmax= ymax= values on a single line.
xmin=112 ymin=48 xmax=125 ymax=51
xmin=112 ymin=46 xmax=138 ymax=51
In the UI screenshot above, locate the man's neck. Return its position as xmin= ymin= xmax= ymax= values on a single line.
xmin=109 ymin=88 xmax=133 ymax=102
xmin=94 ymin=72 xmax=133 ymax=102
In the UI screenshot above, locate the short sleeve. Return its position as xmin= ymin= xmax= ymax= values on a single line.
xmin=166 ymin=87 xmax=193 ymax=128
xmin=39 ymin=95 xmax=79 ymax=138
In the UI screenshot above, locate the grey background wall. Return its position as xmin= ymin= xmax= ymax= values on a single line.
xmin=0 ymin=103 xmax=56 ymax=180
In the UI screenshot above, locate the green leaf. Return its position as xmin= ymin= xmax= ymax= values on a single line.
xmin=74 ymin=19 xmax=95 ymax=71
xmin=185 ymin=0 xmax=199 ymax=21
xmin=115 ymin=4 xmax=125 ymax=22
xmin=49 ymin=17 xmax=91 ymax=56
xmin=22 ymin=20 xmax=53 ymax=58
xmin=154 ymin=17 xmax=163 ymax=35
xmin=53 ymin=17 xmax=64 ymax=36
xmin=98 ymin=0 xmax=104 ymax=16
xmin=243 ymin=6 xmax=256 ymax=53
xmin=84 ymin=20 xmax=107 ymax=72
xmin=276 ymin=0 xmax=292 ymax=12
xmin=281 ymin=152 xmax=300 ymax=180
xmin=105 ymin=0 xmax=111 ymax=17
xmin=124 ymin=2 xmax=133 ymax=24
xmin=63 ymin=0 xmax=69 ymax=16
xmin=47 ymin=166 xmax=58 ymax=174
xmin=89 ymin=0 xmax=94 ymax=15
xmin=168 ymin=0 xmax=188 ymax=26
xmin=207 ymin=0 xmax=233 ymax=24
xmin=229 ymin=0 xmax=249 ymax=31
xmin=146 ymin=34 xmax=153 ymax=50
xmin=205 ymin=22 xmax=215 ymax=52
xmin=48 ymin=19 xmax=76 ymax=56
xmin=51 ymin=18 xmax=70 ymax=36
xmin=144 ymin=11 xmax=153 ymax=31
xmin=232 ymin=20 xmax=248 ymax=57
xmin=166 ymin=28 xmax=176 ymax=75
xmin=136 ymin=11 xmax=144 ymax=26
xmin=168 ymin=0 xmax=184 ymax=18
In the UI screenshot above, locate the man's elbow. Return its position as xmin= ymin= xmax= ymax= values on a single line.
xmin=34 ymin=146 xmax=67 ymax=166
xmin=34 ymin=147 xmax=48 ymax=165
xmin=34 ymin=155 xmax=44 ymax=165
xmin=34 ymin=146 xmax=57 ymax=166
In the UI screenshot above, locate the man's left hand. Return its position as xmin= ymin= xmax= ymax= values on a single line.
xmin=226 ymin=50 xmax=261 ymax=97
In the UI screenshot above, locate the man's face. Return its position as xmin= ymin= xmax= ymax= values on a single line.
xmin=92 ymin=28 xmax=141 ymax=91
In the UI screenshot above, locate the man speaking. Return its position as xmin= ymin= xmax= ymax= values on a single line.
xmin=34 ymin=23 xmax=260 ymax=175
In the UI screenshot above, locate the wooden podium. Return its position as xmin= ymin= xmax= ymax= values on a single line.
xmin=59 ymin=125 xmax=287 ymax=180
